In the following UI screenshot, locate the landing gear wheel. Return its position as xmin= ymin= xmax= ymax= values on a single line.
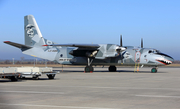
xmin=151 ymin=68 xmax=157 ymax=73
xmin=85 ymin=66 xmax=94 ymax=73
xmin=47 ymin=74 xmax=55 ymax=79
xmin=109 ymin=66 xmax=117 ymax=72
xmin=10 ymin=76 xmax=18 ymax=81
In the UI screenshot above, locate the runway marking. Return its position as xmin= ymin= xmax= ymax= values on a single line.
xmin=0 ymin=91 xmax=64 ymax=94
xmin=0 ymin=103 xmax=117 ymax=109
xmin=2 ymin=85 xmax=180 ymax=91
xmin=52 ymin=86 xmax=180 ymax=91
xmin=135 ymin=95 xmax=180 ymax=98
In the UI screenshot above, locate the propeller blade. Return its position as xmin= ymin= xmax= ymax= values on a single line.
xmin=120 ymin=35 xmax=122 ymax=47
xmin=141 ymin=38 xmax=143 ymax=48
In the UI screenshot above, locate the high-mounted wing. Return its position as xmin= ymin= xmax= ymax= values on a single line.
xmin=43 ymin=44 xmax=100 ymax=48
xmin=43 ymin=44 xmax=100 ymax=57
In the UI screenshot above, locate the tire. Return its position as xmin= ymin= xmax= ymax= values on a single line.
xmin=84 ymin=66 xmax=94 ymax=73
xmin=109 ymin=66 xmax=117 ymax=72
xmin=151 ymin=68 xmax=157 ymax=73
xmin=10 ymin=76 xmax=18 ymax=81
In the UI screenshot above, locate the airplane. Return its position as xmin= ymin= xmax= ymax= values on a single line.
xmin=4 ymin=15 xmax=174 ymax=73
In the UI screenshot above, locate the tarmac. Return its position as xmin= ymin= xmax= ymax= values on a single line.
xmin=0 ymin=67 xmax=180 ymax=109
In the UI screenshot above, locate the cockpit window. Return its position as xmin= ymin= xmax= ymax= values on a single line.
xmin=153 ymin=50 xmax=160 ymax=53
xmin=149 ymin=50 xmax=160 ymax=54
xmin=155 ymin=50 xmax=160 ymax=53
xmin=148 ymin=50 xmax=152 ymax=53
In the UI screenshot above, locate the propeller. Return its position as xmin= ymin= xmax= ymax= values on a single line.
xmin=118 ymin=35 xmax=126 ymax=64
xmin=141 ymin=38 xmax=143 ymax=48
xmin=117 ymin=35 xmax=126 ymax=52
xmin=120 ymin=35 xmax=122 ymax=47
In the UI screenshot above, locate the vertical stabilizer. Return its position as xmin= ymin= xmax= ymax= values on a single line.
xmin=23 ymin=15 xmax=57 ymax=61
xmin=24 ymin=15 xmax=45 ymax=47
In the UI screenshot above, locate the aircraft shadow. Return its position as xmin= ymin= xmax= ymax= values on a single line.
xmin=117 ymin=70 xmax=167 ymax=73
xmin=20 ymin=78 xmax=60 ymax=81
xmin=61 ymin=70 xmax=167 ymax=73
xmin=0 ymin=79 xmax=23 ymax=82
xmin=0 ymin=78 xmax=59 ymax=82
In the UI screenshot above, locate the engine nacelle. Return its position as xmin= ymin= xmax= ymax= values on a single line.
xmin=116 ymin=46 xmax=126 ymax=52
xmin=69 ymin=50 xmax=98 ymax=57
xmin=86 ymin=51 xmax=98 ymax=57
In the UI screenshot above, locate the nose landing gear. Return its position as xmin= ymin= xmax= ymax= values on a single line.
xmin=151 ymin=67 xmax=158 ymax=73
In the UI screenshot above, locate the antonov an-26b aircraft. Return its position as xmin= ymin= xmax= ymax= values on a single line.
xmin=4 ymin=15 xmax=174 ymax=73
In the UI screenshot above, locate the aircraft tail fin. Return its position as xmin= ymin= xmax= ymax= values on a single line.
xmin=4 ymin=15 xmax=58 ymax=61
xmin=24 ymin=15 xmax=53 ymax=47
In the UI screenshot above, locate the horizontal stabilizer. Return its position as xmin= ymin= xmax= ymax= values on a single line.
xmin=43 ymin=44 xmax=100 ymax=48
xmin=4 ymin=41 xmax=32 ymax=49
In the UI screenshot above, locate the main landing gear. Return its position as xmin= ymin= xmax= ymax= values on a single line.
xmin=109 ymin=66 xmax=117 ymax=72
xmin=84 ymin=58 xmax=94 ymax=73
xmin=10 ymin=76 xmax=19 ymax=81
xmin=151 ymin=67 xmax=158 ymax=73
xmin=84 ymin=66 xmax=94 ymax=73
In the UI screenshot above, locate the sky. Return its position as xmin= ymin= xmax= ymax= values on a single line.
xmin=0 ymin=0 xmax=180 ymax=60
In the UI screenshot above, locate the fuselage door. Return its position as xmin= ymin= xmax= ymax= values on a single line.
xmin=135 ymin=51 xmax=141 ymax=63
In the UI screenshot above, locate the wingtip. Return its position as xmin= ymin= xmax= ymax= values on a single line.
xmin=4 ymin=41 xmax=10 ymax=43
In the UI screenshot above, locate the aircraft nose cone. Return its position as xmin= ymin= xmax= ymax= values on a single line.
xmin=165 ymin=56 xmax=174 ymax=63
xmin=156 ymin=53 xmax=174 ymax=65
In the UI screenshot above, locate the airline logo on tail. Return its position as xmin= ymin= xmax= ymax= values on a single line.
xmin=26 ymin=24 xmax=35 ymax=38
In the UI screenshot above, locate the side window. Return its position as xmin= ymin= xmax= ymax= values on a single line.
xmin=60 ymin=54 xmax=63 ymax=57
xmin=148 ymin=50 xmax=152 ymax=53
